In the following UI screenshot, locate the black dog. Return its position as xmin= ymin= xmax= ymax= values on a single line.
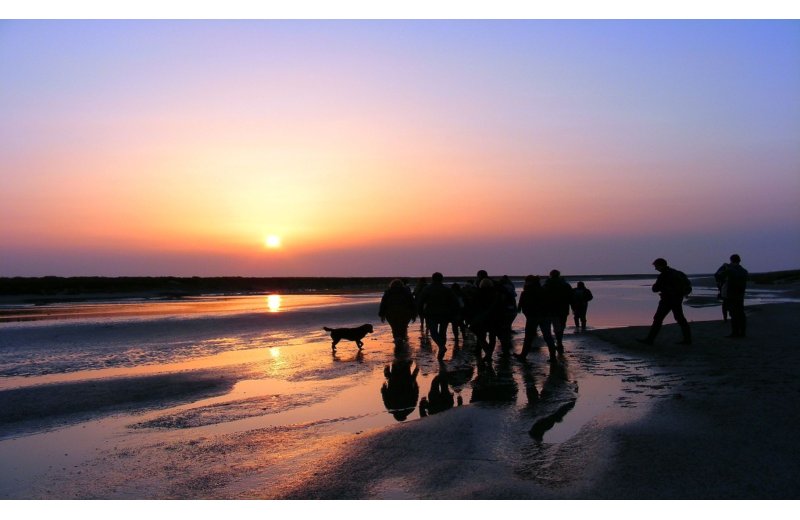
xmin=323 ymin=324 xmax=373 ymax=351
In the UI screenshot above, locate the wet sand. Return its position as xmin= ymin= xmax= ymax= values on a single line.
xmin=2 ymin=291 xmax=799 ymax=500
xmin=275 ymin=303 xmax=800 ymax=499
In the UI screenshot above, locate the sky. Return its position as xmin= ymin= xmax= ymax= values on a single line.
xmin=1 ymin=19 xmax=799 ymax=277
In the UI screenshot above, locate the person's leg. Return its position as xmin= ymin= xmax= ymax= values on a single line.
xmin=728 ymin=298 xmax=745 ymax=336
xmin=641 ymin=300 xmax=671 ymax=343
xmin=519 ymin=317 xmax=535 ymax=356
xmin=433 ymin=319 xmax=448 ymax=348
xmin=671 ymin=301 xmax=692 ymax=344
xmin=580 ymin=306 xmax=588 ymax=330
xmin=539 ymin=317 xmax=558 ymax=361
xmin=554 ymin=312 xmax=568 ymax=351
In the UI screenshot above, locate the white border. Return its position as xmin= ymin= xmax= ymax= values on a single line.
xmin=2 ymin=1 xmax=800 ymax=19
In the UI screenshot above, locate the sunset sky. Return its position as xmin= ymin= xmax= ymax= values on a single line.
xmin=1 ymin=19 xmax=799 ymax=277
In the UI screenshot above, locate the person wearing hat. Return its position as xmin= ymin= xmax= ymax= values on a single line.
xmin=638 ymin=258 xmax=692 ymax=346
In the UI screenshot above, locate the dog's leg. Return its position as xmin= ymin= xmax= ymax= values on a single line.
xmin=331 ymin=338 xmax=339 ymax=351
xmin=356 ymin=339 xmax=364 ymax=350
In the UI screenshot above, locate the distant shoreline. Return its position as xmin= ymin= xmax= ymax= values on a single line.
xmin=1 ymin=270 xmax=797 ymax=306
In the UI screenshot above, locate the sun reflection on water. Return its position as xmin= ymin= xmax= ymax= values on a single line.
xmin=266 ymin=294 xmax=282 ymax=312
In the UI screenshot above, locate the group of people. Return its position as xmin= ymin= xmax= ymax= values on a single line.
xmin=380 ymin=253 xmax=749 ymax=364
xmin=636 ymin=254 xmax=748 ymax=346
xmin=378 ymin=268 xmax=595 ymax=363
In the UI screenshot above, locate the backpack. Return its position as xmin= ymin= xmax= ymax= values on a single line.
xmin=678 ymin=271 xmax=692 ymax=296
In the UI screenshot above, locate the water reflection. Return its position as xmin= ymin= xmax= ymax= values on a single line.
xmin=419 ymin=362 xmax=463 ymax=417
xmin=470 ymin=356 xmax=519 ymax=403
xmin=381 ymin=358 xmax=420 ymax=422
xmin=528 ymin=362 xmax=578 ymax=442
xmin=266 ymin=294 xmax=282 ymax=313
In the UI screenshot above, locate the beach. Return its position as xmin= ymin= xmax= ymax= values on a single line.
xmin=1 ymin=278 xmax=798 ymax=500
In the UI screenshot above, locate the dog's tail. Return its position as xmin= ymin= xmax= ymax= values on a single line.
xmin=323 ymin=326 xmax=333 ymax=332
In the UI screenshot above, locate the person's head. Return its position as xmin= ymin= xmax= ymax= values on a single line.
xmin=431 ymin=272 xmax=444 ymax=283
xmin=479 ymin=278 xmax=494 ymax=289
xmin=549 ymin=269 xmax=561 ymax=279
xmin=389 ymin=278 xmax=404 ymax=289
xmin=525 ymin=275 xmax=540 ymax=287
xmin=652 ymin=258 xmax=668 ymax=272
xmin=730 ymin=254 xmax=741 ymax=264
xmin=577 ymin=281 xmax=585 ymax=289
xmin=476 ymin=269 xmax=488 ymax=280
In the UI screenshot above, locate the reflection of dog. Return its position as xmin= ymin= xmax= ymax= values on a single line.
xmin=323 ymin=324 xmax=373 ymax=351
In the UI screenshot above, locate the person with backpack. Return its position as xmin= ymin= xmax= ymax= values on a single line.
xmin=637 ymin=258 xmax=692 ymax=346
xmin=571 ymin=281 xmax=594 ymax=332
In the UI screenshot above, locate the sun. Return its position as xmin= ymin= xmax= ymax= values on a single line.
xmin=265 ymin=235 xmax=281 ymax=249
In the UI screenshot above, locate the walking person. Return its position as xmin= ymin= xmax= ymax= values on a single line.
xmin=378 ymin=279 xmax=417 ymax=341
xmin=638 ymin=258 xmax=692 ymax=346
xmin=515 ymin=275 xmax=558 ymax=363
xmin=571 ymin=281 xmax=594 ymax=332
xmin=449 ymin=283 xmax=467 ymax=344
xmin=470 ymin=278 xmax=502 ymax=362
xmin=724 ymin=254 xmax=748 ymax=338
xmin=417 ymin=272 xmax=459 ymax=360
xmin=543 ymin=270 xmax=573 ymax=354
xmin=714 ymin=262 xmax=731 ymax=322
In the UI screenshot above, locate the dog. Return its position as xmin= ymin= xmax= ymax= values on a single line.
xmin=323 ymin=324 xmax=373 ymax=351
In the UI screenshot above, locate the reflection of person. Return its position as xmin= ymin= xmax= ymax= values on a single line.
xmin=381 ymin=359 xmax=420 ymax=421
xmin=417 ymin=272 xmax=459 ymax=360
xmin=419 ymin=363 xmax=462 ymax=417
xmin=515 ymin=275 xmax=558 ymax=363
xmin=638 ymin=258 xmax=692 ymax=346
xmin=470 ymin=355 xmax=518 ymax=403
xmin=379 ymin=279 xmax=417 ymax=340
xmin=528 ymin=361 xmax=577 ymax=441
xmin=570 ymin=281 xmax=593 ymax=332
xmin=724 ymin=254 xmax=748 ymax=338
xmin=714 ymin=262 xmax=730 ymax=322
xmin=543 ymin=270 xmax=573 ymax=354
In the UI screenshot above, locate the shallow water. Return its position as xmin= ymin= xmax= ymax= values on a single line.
xmin=0 ymin=278 xmax=793 ymax=498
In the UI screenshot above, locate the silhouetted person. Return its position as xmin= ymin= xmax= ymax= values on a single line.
xmin=379 ymin=279 xmax=417 ymax=341
xmin=381 ymin=358 xmax=420 ymax=421
xmin=571 ymin=281 xmax=594 ymax=331
xmin=497 ymin=275 xmax=518 ymax=353
xmin=413 ymin=277 xmax=429 ymax=333
xmin=714 ymin=262 xmax=731 ymax=322
xmin=515 ymin=275 xmax=558 ymax=363
xmin=417 ymin=272 xmax=459 ymax=360
xmin=470 ymin=278 xmax=501 ymax=362
xmin=638 ymin=258 xmax=692 ymax=346
xmin=543 ymin=269 xmax=573 ymax=354
xmin=450 ymin=282 xmax=467 ymax=343
xmin=724 ymin=254 xmax=748 ymax=338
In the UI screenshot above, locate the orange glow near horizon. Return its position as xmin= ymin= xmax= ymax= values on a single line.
xmin=3 ymin=21 xmax=799 ymax=276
